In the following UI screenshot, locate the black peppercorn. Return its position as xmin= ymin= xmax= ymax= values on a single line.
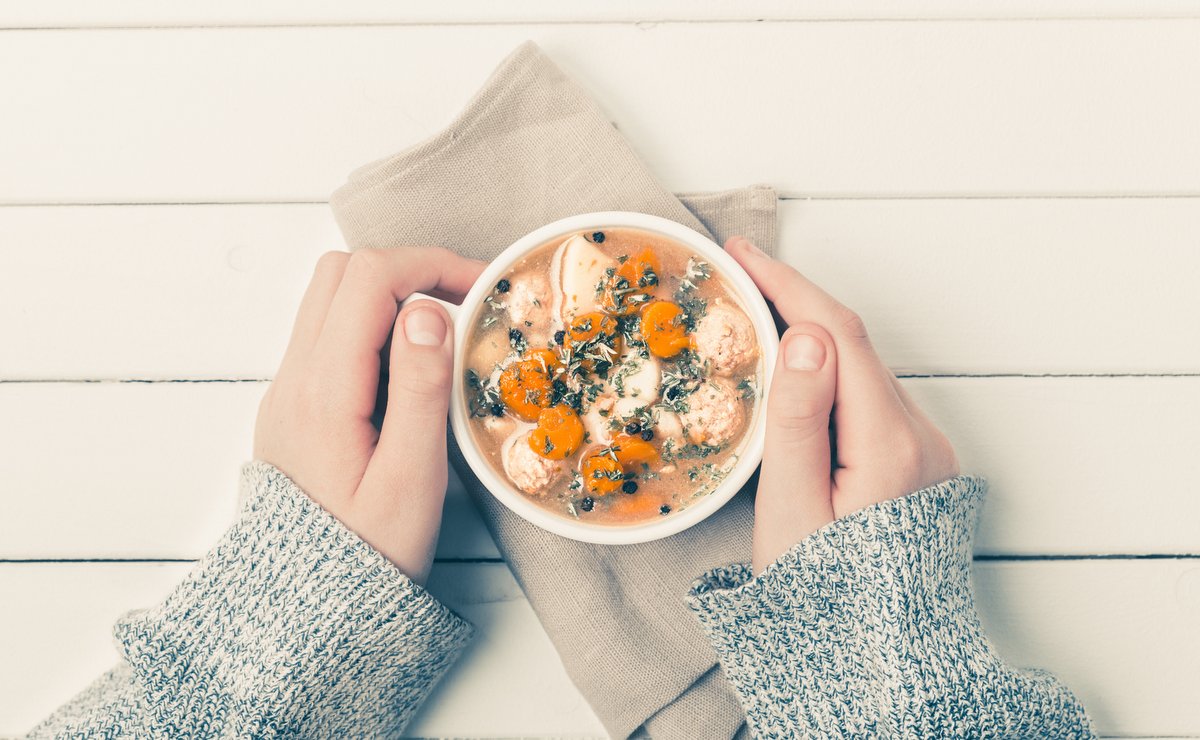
xmin=496 ymin=278 xmax=511 ymax=293
xmin=640 ymin=428 xmax=655 ymax=442
xmin=508 ymin=328 xmax=524 ymax=347
xmin=553 ymin=330 xmax=565 ymax=345
xmin=621 ymin=480 xmax=638 ymax=495
xmin=624 ymin=421 xmax=641 ymax=435
xmin=592 ymin=231 xmax=605 ymax=243
xmin=580 ymin=497 xmax=595 ymax=512
xmin=490 ymin=403 xmax=504 ymax=417
xmin=659 ymin=504 xmax=671 ymax=515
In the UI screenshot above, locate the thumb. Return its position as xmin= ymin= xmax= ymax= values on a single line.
xmin=357 ymin=299 xmax=454 ymax=583
xmin=753 ymin=323 xmax=838 ymax=573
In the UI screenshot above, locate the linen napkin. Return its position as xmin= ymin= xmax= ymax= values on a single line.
xmin=331 ymin=41 xmax=776 ymax=740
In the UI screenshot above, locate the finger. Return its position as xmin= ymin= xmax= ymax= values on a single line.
xmin=278 ymin=251 xmax=350 ymax=374
xmin=727 ymin=236 xmax=910 ymax=465
xmin=311 ymin=247 xmax=484 ymax=416
xmin=378 ymin=287 xmax=472 ymax=379
xmin=753 ymin=324 xmax=838 ymax=573
xmin=355 ymin=299 xmax=454 ymax=584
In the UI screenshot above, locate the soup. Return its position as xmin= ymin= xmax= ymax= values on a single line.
xmin=462 ymin=227 xmax=762 ymax=525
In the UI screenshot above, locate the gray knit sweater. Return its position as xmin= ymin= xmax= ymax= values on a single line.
xmin=686 ymin=476 xmax=1094 ymax=739
xmin=28 ymin=466 xmax=1092 ymax=739
xmin=28 ymin=463 xmax=474 ymax=738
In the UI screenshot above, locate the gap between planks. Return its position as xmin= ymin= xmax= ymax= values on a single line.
xmin=7 ymin=193 xmax=1200 ymax=207
xmin=6 ymin=16 xmax=1200 ymax=33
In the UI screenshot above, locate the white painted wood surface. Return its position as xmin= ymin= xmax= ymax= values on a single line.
xmin=4 ymin=22 xmax=1200 ymax=203
xmin=7 ymin=1 xmax=1200 ymax=28
xmin=1 ymin=6 xmax=1196 ymax=738
xmin=3 ymin=377 xmax=1198 ymax=561
xmin=4 ymin=199 xmax=1199 ymax=380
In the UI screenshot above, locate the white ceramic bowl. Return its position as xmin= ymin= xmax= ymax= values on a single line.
xmin=444 ymin=211 xmax=778 ymax=544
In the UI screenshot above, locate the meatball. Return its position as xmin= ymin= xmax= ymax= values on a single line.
xmin=693 ymin=302 xmax=757 ymax=376
xmin=679 ymin=379 xmax=746 ymax=447
xmin=502 ymin=430 xmax=562 ymax=496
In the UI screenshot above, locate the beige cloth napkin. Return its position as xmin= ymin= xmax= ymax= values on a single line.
xmin=331 ymin=42 xmax=775 ymax=740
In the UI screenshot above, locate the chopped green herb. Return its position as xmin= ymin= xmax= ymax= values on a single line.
xmin=465 ymin=368 xmax=501 ymax=418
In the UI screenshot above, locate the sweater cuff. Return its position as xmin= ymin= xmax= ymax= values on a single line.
xmin=689 ymin=475 xmax=986 ymax=605
xmin=114 ymin=461 xmax=474 ymax=737
xmin=685 ymin=476 xmax=1094 ymax=737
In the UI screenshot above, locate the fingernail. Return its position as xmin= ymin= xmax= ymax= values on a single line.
xmin=785 ymin=334 xmax=825 ymax=371
xmin=404 ymin=307 xmax=447 ymax=346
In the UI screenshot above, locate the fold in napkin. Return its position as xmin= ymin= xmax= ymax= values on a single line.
xmin=331 ymin=42 xmax=775 ymax=740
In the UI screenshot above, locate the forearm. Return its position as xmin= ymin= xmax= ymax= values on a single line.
xmin=28 ymin=462 xmax=473 ymax=738
xmin=687 ymin=476 xmax=1094 ymax=739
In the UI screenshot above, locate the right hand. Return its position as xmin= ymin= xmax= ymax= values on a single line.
xmin=254 ymin=247 xmax=485 ymax=584
xmin=724 ymin=237 xmax=960 ymax=573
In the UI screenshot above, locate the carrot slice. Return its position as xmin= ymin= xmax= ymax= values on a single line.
xmin=567 ymin=311 xmax=623 ymax=370
xmin=611 ymin=433 xmax=659 ymax=469
xmin=528 ymin=405 xmax=585 ymax=460
xmin=640 ymin=301 xmax=692 ymax=358
xmin=602 ymin=247 xmax=662 ymax=314
xmin=525 ymin=348 xmax=560 ymax=373
xmin=498 ymin=351 xmax=561 ymax=422
xmin=580 ymin=452 xmax=624 ymax=496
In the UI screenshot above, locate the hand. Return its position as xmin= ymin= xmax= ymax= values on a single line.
xmin=254 ymin=247 xmax=485 ymax=584
xmin=725 ymin=237 xmax=960 ymax=573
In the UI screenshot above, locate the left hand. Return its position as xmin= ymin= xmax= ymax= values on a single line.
xmin=254 ymin=247 xmax=485 ymax=584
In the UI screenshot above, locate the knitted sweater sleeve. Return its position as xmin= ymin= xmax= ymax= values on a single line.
xmin=685 ymin=476 xmax=1094 ymax=739
xmin=27 ymin=461 xmax=474 ymax=739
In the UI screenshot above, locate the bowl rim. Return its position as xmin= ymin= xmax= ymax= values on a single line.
xmin=449 ymin=211 xmax=778 ymax=545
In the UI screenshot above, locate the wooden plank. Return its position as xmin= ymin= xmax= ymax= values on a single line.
xmin=971 ymin=559 xmax=1200 ymax=737
xmin=1 ymin=560 xmax=1196 ymax=737
xmin=5 ymin=0 xmax=1200 ymax=27
xmin=0 ymin=381 xmax=500 ymax=561
xmin=3 ymin=199 xmax=1199 ymax=380
xmin=906 ymin=376 xmax=1200 ymax=557
xmin=779 ymin=197 xmax=1200 ymax=376
xmin=0 ymin=205 xmax=336 ymax=381
xmin=2 ymin=23 xmax=1200 ymax=202
xmin=1 ymin=377 xmax=1196 ymax=560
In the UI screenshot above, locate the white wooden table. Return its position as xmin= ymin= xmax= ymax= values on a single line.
xmin=2 ymin=3 xmax=1199 ymax=737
